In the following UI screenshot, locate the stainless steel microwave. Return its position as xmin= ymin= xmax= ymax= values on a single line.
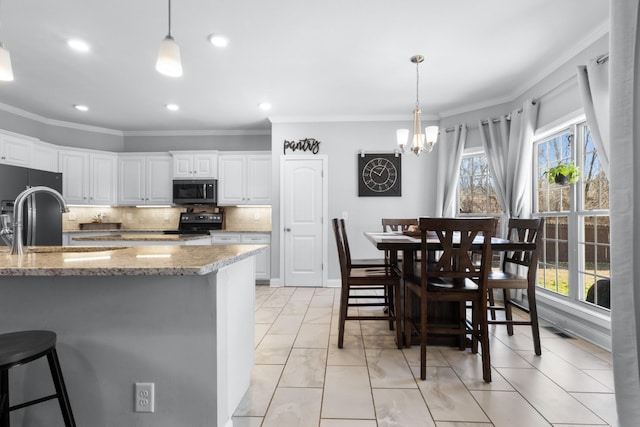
xmin=172 ymin=179 xmax=217 ymax=204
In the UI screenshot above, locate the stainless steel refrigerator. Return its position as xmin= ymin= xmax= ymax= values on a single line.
xmin=0 ymin=164 xmax=63 ymax=246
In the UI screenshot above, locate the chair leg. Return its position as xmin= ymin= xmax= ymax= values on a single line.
xmin=470 ymin=300 xmax=479 ymax=354
xmin=47 ymin=349 xmax=77 ymax=427
xmin=338 ymin=286 xmax=349 ymax=348
xmin=478 ymin=304 xmax=492 ymax=383
xmin=404 ymin=286 xmax=413 ymax=349
xmin=458 ymin=301 xmax=466 ymax=351
xmin=420 ymin=287 xmax=428 ymax=380
xmin=387 ymin=287 xmax=395 ymax=331
xmin=527 ymin=290 xmax=542 ymax=356
xmin=503 ymin=289 xmax=514 ymax=335
xmin=488 ymin=289 xmax=497 ymax=320
xmin=394 ymin=286 xmax=403 ymax=350
xmin=0 ymin=370 xmax=8 ymax=427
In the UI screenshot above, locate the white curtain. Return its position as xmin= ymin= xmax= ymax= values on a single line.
xmin=577 ymin=55 xmax=610 ymax=175
xmin=610 ymin=0 xmax=640 ymax=425
xmin=435 ymin=124 xmax=466 ymax=217
xmin=479 ymin=99 xmax=539 ymax=229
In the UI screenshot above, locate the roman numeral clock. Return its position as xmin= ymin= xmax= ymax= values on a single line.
xmin=358 ymin=153 xmax=401 ymax=197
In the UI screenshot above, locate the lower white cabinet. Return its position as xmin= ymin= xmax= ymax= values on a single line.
xmin=211 ymin=232 xmax=271 ymax=282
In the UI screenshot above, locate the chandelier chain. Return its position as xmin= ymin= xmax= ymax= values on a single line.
xmin=168 ymin=0 xmax=173 ymax=37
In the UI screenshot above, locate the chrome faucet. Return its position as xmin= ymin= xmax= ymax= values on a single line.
xmin=10 ymin=186 xmax=69 ymax=255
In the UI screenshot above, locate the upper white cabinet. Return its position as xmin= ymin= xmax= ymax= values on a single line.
xmin=170 ymin=151 xmax=218 ymax=178
xmin=0 ymin=133 xmax=32 ymax=167
xmin=31 ymin=141 xmax=59 ymax=172
xmin=218 ymin=154 xmax=271 ymax=205
xmin=118 ymin=154 xmax=172 ymax=205
xmin=59 ymin=149 xmax=117 ymax=205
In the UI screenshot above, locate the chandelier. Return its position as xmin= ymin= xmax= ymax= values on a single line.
xmin=397 ymin=55 xmax=438 ymax=156
xmin=156 ymin=0 xmax=183 ymax=77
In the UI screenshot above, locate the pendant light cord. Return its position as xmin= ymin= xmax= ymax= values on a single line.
xmin=167 ymin=0 xmax=173 ymax=37
xmin=415 ymin=59 xmax=420 ymax=110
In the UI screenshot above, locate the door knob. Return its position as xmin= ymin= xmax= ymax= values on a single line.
xmin=284 ymin=227 xmax=291 ymax=232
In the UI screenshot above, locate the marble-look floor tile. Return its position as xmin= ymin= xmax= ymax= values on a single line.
xmin=310 ymin=295 xmax=335 ymax=308
xmin=541 ymin=339 xmax=612 ymax=370
xmin=497 ymin=367 xmax=605 ymax=424
xmin=294 ymin=323 xmax=331 ymax=348
xmin=255 ymin=306 xmax=282 ymax=324
xmin=362 ymin=334 xmax=399 ymax=349
xmin=403 ymin=345 xmax=450 ymax=368
xmin=280 ymin=348 xmax=327 ymax=388
xmin=328 ymin=335 xmax=366 ymax=366
xmin=320 ymin=419 xmax=377 ymax=427
xmin=517 ymin=350 xmax=612 ymax=392
xmin=262 ymin=387 xmax=323 ymax=427
xmin=281 ymin=300 xmax=311 ymax=315
xmin=416 ymin=367 xmax=490 ymax=423
xmin=582 ymin=368 xmax=615 ymax=390
xmin=438 ymin=347 xmax=513 ymax=391
xmin=365 ymin=348 xmax=416 ymax=388
xmin=303 ymin=307 xmax=334 ymax=324
xmin=231 ymin=416 xmax=263 ymax=427
xmin=471 ymin=390 xmax=550 ymax=426
xmin=255 ymin=323 xmax=270 ymax=347
xmin=322 ymin=365 xmax=375 ymax=419
xmin=290 ymin=288 xmax=316 ymax=301
xmin=268 ymin=314 xmax=304 ymax=335
xmin=373 ymin=388 xmax=436 ymax=427
xmin=570 ymin=392 xmax=617 ymax=426
xmin=315 ymin=287 xmax=336 ymax=296
xmin=435 ymin=423 xmax=494 ymax=427
xmin=261 ymin=293 xmax=292 ymax=308
xmin=234 ymin=364 xmax=284 ymax=417
xmin=488 ymin=337 xmax=533 ymax=368
xmin=254 ymin=334 xmax=296 ymax=364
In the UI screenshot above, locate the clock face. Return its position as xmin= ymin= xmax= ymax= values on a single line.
xmin=358 ymin=154 xmax=401 ymax=197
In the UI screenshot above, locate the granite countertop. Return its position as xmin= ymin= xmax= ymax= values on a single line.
xmin=72 ymin=233 xmax=210 ymax=242
xmin=0 ymin=244 xmax=266 ymax=276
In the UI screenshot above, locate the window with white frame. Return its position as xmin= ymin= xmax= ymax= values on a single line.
xmin=534 ymin=121 xmax=610 ymax=310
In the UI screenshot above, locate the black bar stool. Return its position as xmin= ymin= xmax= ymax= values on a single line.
xmin=0 ymin=330 xmax=76 ymax=427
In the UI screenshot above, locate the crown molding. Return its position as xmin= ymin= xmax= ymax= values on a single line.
xmin=122 ymin=129 xmax=272 ymax=137
xmin=268 ymin=113 xmax=440 ymax=124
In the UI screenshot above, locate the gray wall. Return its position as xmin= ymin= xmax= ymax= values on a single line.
xmin=122 ymin=133 xmax=270 ymax=152
xmin=270 ymin=120 xmax=440 ymax=282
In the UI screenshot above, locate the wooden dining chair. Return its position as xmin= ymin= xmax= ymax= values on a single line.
xmin=332 ymin=218 xmax=403 ymax=349
xmin=487 ymin=217 xmax=544 ymax=355
xmin=404 ymin=217 xmax=494 ymax=382
xmin=381 ymin=218 xmax=419 ymax=265
xmin=340 ymin=218 xmax=389 ymax=269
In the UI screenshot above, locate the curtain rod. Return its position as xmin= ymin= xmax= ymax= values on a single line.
xmin=596 ymin=53 xmax=609 ymax=64
xmin=443 ymin=100 xmax=538 ymax=133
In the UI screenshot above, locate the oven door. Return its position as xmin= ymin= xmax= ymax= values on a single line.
xmin=172 ymin=180 xmax=217 ymax=204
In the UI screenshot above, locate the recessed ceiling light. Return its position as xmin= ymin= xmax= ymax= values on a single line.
xmin=67 ymin=39 xmax=90 ymax=52
xmin=165 ymin=103 xmax=179 ymax=111
xmin=73 ymin=104 xmax=89 ymax=112
xmin=258 ymin=102 xmax=271 ymax=111
xmin=207 ymin=34 xmax=229 ymax=47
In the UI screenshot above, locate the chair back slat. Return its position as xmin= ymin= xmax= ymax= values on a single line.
xmin=382 ymin=218 xmax=417 ymax=232
xmin=502 ymin=218 xmax=544 ymax=271
xmin=332 ymin=218 xmax=349 ymax=280
xmin=419 ymin=218 xmax=494 ymax=285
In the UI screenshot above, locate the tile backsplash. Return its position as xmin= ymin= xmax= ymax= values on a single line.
xmin=63 ymin=206 xmax=271 ymax=232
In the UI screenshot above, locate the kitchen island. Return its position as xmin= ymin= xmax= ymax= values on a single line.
xmin=0 ymin=244 xmax=265 ymax=427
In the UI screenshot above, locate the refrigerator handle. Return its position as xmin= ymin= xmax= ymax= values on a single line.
xmin=26 ymin=193 xmax=35 ymax=245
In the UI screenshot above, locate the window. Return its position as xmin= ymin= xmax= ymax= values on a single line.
xmin=534 ymin=122 xmax=610 ymax=309
xmin=458 ymin=152 xmax=502 ymax=217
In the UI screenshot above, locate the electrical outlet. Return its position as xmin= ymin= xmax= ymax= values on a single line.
xmin=134 ymin=382 xmax=155 ymax=413
xmin=253 ymin=212 xmax=260 ymax=221
xmin=68 ymin=212 xmax=76 ymax=221
xmin=164 ymin=212 xmax=170 ymax=221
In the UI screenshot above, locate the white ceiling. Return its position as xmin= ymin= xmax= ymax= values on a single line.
xmin=0 ymin=0 xmax=609 ymax=133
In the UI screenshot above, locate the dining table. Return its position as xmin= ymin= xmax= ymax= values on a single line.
xmin=363 ymin=230 xmax=537 ymax=347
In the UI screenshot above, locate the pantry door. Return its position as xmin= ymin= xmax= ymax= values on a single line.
xmin=282 ymin=156 xmax=327 ymax=286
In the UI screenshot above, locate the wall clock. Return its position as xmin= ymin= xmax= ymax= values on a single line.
xmin=358 ymin=153 xmax=401 ymax=197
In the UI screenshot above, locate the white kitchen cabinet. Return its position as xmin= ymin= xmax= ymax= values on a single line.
xmin=31 ymin=141 xmax=59 ymax=172
xmin=218 ymin=154 xmax=271 ymax=205
xmin=211 ymin=232 xmax=271 ymax=282
xmin=59 ymin=149 xmax=117 ymax=205
xmin=0 ymin=133 xmax=32 ymax=167
xmin=170 ymin=151 xmax=218 ymax=178
xmin=118 ymin=154 xmax=172 ymax=205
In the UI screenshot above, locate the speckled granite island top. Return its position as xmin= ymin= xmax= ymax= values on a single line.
xmin=72 ymin=233 xmax=209 ymax=241
xmin=0 ymin=244 xmax=266 ymax=276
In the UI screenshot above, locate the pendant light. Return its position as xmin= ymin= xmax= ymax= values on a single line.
xmin=397 ymin=55 xmax=438 ymax=156
xmin=0 ymin=41 xmax=13 ymax=81
xmin=156 ymin=0 xmax=183 ymax=77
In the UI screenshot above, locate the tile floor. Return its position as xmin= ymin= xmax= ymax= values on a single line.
xmin=232 ymin=286 xmax=616 ymax=427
